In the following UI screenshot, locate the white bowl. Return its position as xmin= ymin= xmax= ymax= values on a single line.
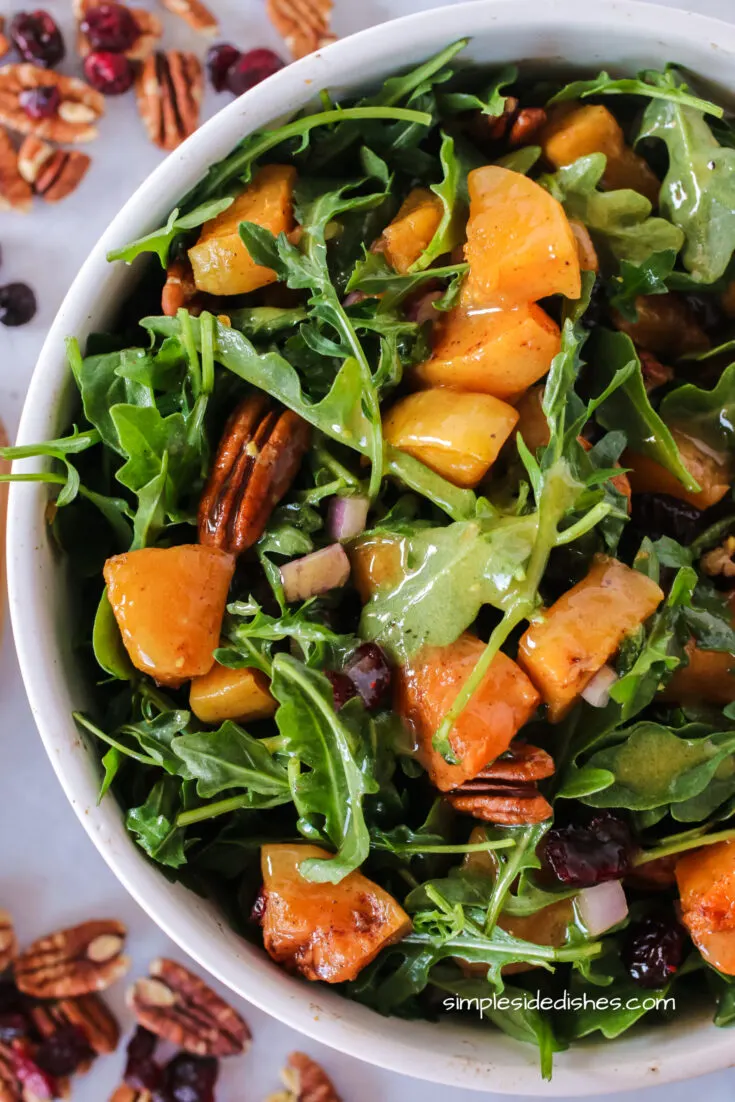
xmin=8 ymin=0 xmax=735 ymax=1092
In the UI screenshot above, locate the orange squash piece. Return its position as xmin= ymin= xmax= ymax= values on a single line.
xmin=348 ymin=534 xmax=405 ymax=604
xmin=540 ymin=104 xmax=660 ymax=205
xmin=677 ymin=841 xmax=735 ymax=975
xmin=463 ymin=165 xmax=581 ymax=307
xmin=260 ymin=843 xmax=411 ymax=983
xmin=395 ymin=632 xmax=541 ymax=792
xmin=518 ymin=556 xmax=663 ymax=722
xmin=190 ymin=662 xmax=277 ymax=724
xmin=104 ymin=545 xmax=234 ymax=687
xmin=383 ymin=389 xmax=518 ymax=488
xmin=189 ymin=164 xmax=297 ymax=296
xmin=625 ymin=429 xmax=731 ymax=511
xmin=376 ymin=187 xmax=444 ymax=274
xmin=660 ymin=642 xmax=735 ymax=707
xmin=612 ymin=294 xmax=709 ymax=358
xmin=412 ymin=303 xmax=561 ymax=402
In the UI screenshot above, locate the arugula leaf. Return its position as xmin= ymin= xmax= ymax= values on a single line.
xmin=565 ymin=974 xmax=673 ymax=1040
xmin=660 ymin=362 xmax=735 ymax=455
xmin=496 ymin=146 xmax=542 ymax=175
xmin=346 ymin=251 xmax=467 ymax=301
xmin=592 ymin=329 xmax=699 ymax=492
xmin=126 ymin=776 xmax=188 ymax=868
xmin=409 ymin=132 xmax=465 ymax=272
xmin=270 ymin=654 xmax=377 ymax=884
xmin=438 ymin=65 xmax=518 ymax=117
xmin=172 ymin=722 xmax=291 ymax=801
xmin=606 ymin=249 xmax=678 ymax=321
xmin=106 ymin=198 xmax=234 ymax=267
xmin=540 ymin=154 xmax=684 ymax=263
xmin=93 ymin=590 xmax=135 ymax=681
xmin=227 ymin=305 xmax=308 ymax=338
xmin=548 ymin=67 xmax=722 ymax=116
xmin=638 ymin=84 xmax=735 ymax=282
xmin=220 ymin=598 xmax=355 ymax=673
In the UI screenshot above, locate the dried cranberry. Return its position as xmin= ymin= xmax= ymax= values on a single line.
xmin=10 ymin=1040 xmax=57 ymax=1100
xmin=345 ymin=642 xmax=392 ymax=710
xmin=10 ymin=10 xmax=65 ymax=67
xmin=622 ymin=912 xmax=685 ymax=988
xmin=226 ymin=48 xmax=285 ymax=97
xmin=159 ymin=1053 xmax=219 ymax=1102
xmin=540 ymin=812 xmax=634 ymax=888
xmin=629 ymin=493 xmax=703 ymax=547
xmin=19 ymin=85 xmax=60 ymax=119
xmin=206 ymin=42 xmax=241 ymax=93
xmin=0 ymin=283 xmax=37 ymax=327
xmin=250 ymin=889 xmax=267 ymax=925
xmin=83 ymin=50 xmax=134 ymax=95
xmin=124 ymin=1026 xmax=162 ymax=1092
xmin=324 ymin=669 xmax=357 ymax=710
xmin=35 ymin=1024 xmax=92 ymax=1078
xmin=81 ymin=2 xmax=139 ymax=51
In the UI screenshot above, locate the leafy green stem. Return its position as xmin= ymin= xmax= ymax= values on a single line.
xmin=176 ymin=795 xmax=252 ymax=827
xmin=634 ymin=825 xmax=735 ymax=866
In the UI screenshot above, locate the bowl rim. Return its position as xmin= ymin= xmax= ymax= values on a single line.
xmin=9 ymin=0 xmax=735 ymax=1093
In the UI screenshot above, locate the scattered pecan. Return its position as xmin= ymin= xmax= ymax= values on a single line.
xmin=17 ymin=134 xmax=52 ymax=183
xmin=29 ymin=993 xmax=119 ymax=1057
xmin=14 ymin=920 xmax=129 ymax=999
xmin=701 ymin=535 xmax=735 ymax=578
xmin=0 ymin=909 xmax=17 ymax=973
xmin=472 ymin=95 xmax=518 ymax=142
xmin=159 ymin=0 xmax=218 ymax=36
xmin=447 ymin=784 xmax=553 ymax=825
xmin=161 ymin=256 xmax=202 ymax=316
xmin=0 ymin=127 xmax=32 ymax=213
xmin=508 ymin=106 xmax=547 ymax=147
xmin=20 ymin=140 xmax=91 ymax=202
xmin=638 ymin=348 xmax=673 ymax=393
xmin=76 ymin=3 xmax=163 ymax=60
xmin=476 ymin=742 xmax=555 ymax=784
xmin=266 ymin=0 xmax=336 ymax=60
xmin=135 ymin=51 xmax=202 ymax=152
xmin=0 ymin=64 xmax=104 ymax=142
xmin=127 ymin=958 xmax=250 ymax=1057
xmin=198 ymin=394 xmax=311 ymax=554
xmin=267 ymin=1052 xmax=342 ymax=1102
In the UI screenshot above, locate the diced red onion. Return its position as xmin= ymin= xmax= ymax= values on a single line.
xmin=405 ymin=289 xmax=442 ymax=325
xmin=576 ymin=880 xmax=628 ymax=936
xmin=327 ymin=495 xmax=369 ymax=542
xmin=280 ymin=543 xmax=351 ymax=603
xmin=342 ymin=290 xmax=367 ymax=307
xmin=581 ymin=665 xmax=618 ymax=708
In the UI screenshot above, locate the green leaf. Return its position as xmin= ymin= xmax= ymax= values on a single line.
xmin=120 ymin=711 xmax=192 ymax=775
xmin=638 ymin=84 xmax=735 ymax=282
xmin=270 ymin=654 xmax=377 ymax=883
xmin=106 ymin=197 xmax=234 ymax=267
xmin=92 ymin=589 xmax=134 ymax=680
xmin=548 ymin=67 xmax=722 ymax=116
xmin=409 ymin=132 xmax=465 ymax=271
xmin=347 ymin=251 xmax=467 ymax=300
xmin=126 ymin=777 xmax=188 ymax=868
xmin=224 ymin=599 xmax=354 ymax=671
xmin=438 ymin=65 xmax=518 ymax=117
xmin=495 ymin=146 xmax=542 ymax=175
xmin=75 ymin=348 xmax=155 ymax=454
xmin=556 ymin=765 xmax=616 ymax=800
xmin=660 ymin=361 xmax=735 ymax=455
xmin=566 ymin=975 xmax=673 ymax=1040
xmin=593 ymin=329 xmax=699 ymax=492
xmin=172 ymin=722 xmax=291 ymax=800
xmin=606 ymin=249 xmax=678 ymax=321
xmin=540 ymin=154 xmax=684 ymax=263
xmin=228 ymin=305 xmax=308 ymax=337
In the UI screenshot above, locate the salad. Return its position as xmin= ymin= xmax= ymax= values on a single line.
xmin=7 ymin=39 xmax=735 ymax=1078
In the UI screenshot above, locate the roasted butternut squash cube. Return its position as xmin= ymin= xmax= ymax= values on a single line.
xmin=540 ymin=104 xmax=660 ymax=205
xmin=677 ymin=841 xmax=735 ymax=975
xmin=190 ymin=662 xmax=277 ymax=724
xmin=260 ymin=843 xmax=411 ymax=982
xmin=104 ymin=545 xmax=234 ymax=687
xmin=412 ymin=304 xmax=561 ymax=402
xmin=376 ymin=187 xmax=444 ymax=274
xmin=394 ymin=632 xmax=541 ymax=792
xmin=660 ymin=638 xmax=735 ymax=707
xmin=348 ymin=534 xmax=405 ymax=604
xmin=383 ymin=389 xmax=518 ymax=488
xmin=625 ymin=429 xmax=731 ymax=511
xmin=518 ymin=556 xmax=663 ymax=722
xmin=463 ymin=165 xmax=581 ymax=307
xmin=612 ymin=294 xmax=709 ymax=357
xmin=188 ymin=164 xmax=297 ymax=296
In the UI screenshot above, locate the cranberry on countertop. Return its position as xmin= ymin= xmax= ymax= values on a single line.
xmin=9 ymin=10 xmax=65 ymax=67
xmin=83 ymin=50 xmax=135 ymax=95
xmin=0 ymin=283 xmax=37 ymax=328
xmin=35 ymin=1024 xmax=92 ymax=1078
xmin=540 ymin=812 xmax=635 ymax=888
xmin=10 ymin=1039 xmax=58 ymax=1100
xmin=226 ymin=48 xmax=285 ymax=97
xmin=324 ymin=669 xmax=358 ymax=710
xmin=622 ymin=912 xmax=686 ymax=989
xmin=124 ymin=1026 xmax=162 ymax=1092
xmin=80 ymin=2 xmax=139 ymax=52
xmin=345 ymin=642 xmax=392 ymax=710
xmin=206 ymin=42 xmax=242 ymax=92
xmin=157 ymin=1052 xmax=219 ymax=1102
xmin=19 ymin=85 xmax=60 ymax=119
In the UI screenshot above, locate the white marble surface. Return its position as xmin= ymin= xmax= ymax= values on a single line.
xmin=4 ymin=1 xmax=735 ymax=1098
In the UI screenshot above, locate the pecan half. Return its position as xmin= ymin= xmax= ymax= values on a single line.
xmin=159 ymin=0 xmax=218 ymax=35
xmin=127 ymin=958 xmax=250 ymax=1057
xmin=0 ymin=910 xmax=16 ymax=973
xmin=161 ymin=256 xmax=202 ymax=316
xmin=77 ymin=3 xmax=163 ymax=60
xmin=0 ymin=65 xmax=104 ymax=142
xmin=447 ymin=785 xmax=553 ymax=825
xmin=476 ymin=743 xmax=554 ymax=784
xmin=639 ymin=349 xmax=673 ymax=393
xmin=268 ymin=1052 xmax=342 ymax=1102
xmin=0 ymin=127 xmax=32 ymax=213
xmin=471 ymin=96 xmax=519 ymax=143
xmin=135 ymin=51 xmax=202 ymax=152
xmin=508 ymin=106 xmax=547 ymax=147
xmin=266 ymin=0 xmax=336 ymax=60
xmin=14 ymin=920 xmax=129 ymax=999
xmin=29 ymin=993 xmax=119 ymax=1057
xmin=701 ymin=535 xmax=735 ymax=578
xmin=199 ymin=395 xmax=311 ymax=554
xmin=29 ymin=145 xmax=90 ymax=202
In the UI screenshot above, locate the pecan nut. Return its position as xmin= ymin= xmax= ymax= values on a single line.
xmin=447 ymin=784 xmax=553 ymax=825
xmin=29 ymin=993 xmax=120 ymax=1057
xmin=639 ymin=349 xmax=673 ymax=393
xmin=268 ymin=1052 xmax=342 ymax=1102
xmin=199 ymin=394 xmax=311 ymax=554
xmin=127 ymin=958 xmax=251 ymax=1057
xmin=508 ymin=106 xmax=547 ymax=147
xmin=0 ymin=910 xmax=17 ymax=973
xmin=0 ymin=128 xmax=32 ymax=213
xmin=161 ymin=257 xmax=202 ymax=317
xmin=476 ymin=742 xmax=554 ymax=784
xmin=14 ymin=920 xmax=129 ymax=998
xmin=0 ymin=64 xmax=104 ymax=142
xmin=77 ymin=3 xmax=162 ymax=60
xmin=159 ymin=0 xmax=219 ymax=36
xmin=701 ymin=535 xmax=735 ymax=578
xmin=135 ymin=51 xmax=203 ymax=152
xmin=27 ymin=144 xmax=91 ymax=202
xmin=266 ymin=0 xmax=336 ymax=60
